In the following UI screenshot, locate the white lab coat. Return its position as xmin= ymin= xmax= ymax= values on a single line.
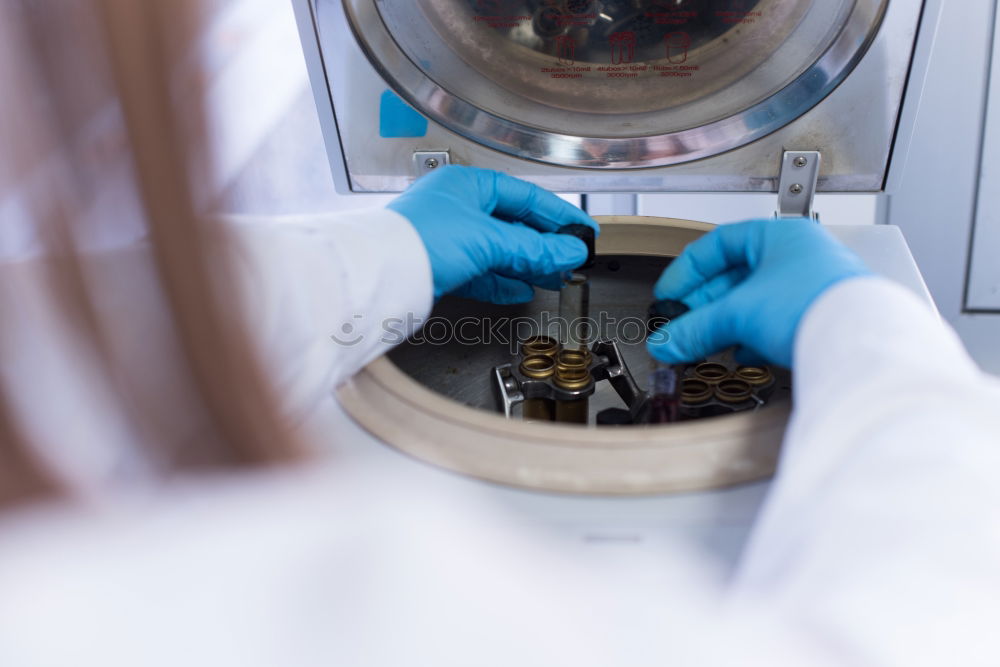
xmin=0 ymin=210 xmax=998 ymax=666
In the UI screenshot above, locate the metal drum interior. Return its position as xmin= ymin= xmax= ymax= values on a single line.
xmin=389 ymin=254 xmax=792 ymax=422
xmin=337 ymin=217 xmax=793 ymax=495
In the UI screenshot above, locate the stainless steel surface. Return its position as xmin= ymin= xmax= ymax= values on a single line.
xmin=777 ymin=150 xmax=820 ymax=219
xmin=293 ymin=0 xmax=923 ymax=192
xmin=348 ymin=0 xmax=885 ymax=168
xmin=412 ymin=150 xmax=451 ymax=177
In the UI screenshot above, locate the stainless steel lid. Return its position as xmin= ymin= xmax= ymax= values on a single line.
xmin=347 ymin=0 xmax=887 ymax=168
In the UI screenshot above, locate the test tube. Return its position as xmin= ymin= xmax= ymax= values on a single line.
xmin=647 ymin=365 xmax=681 ymax=424
xmin=558 ymin=273 xmax=590 ymax=354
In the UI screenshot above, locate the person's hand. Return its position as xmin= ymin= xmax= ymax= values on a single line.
xmin=387 ymin=165 xmax=598 ymax=304
xmin=647 ymin=218 xmax=871 ymax=367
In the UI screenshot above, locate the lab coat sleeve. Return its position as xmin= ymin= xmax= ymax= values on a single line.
xmin=224 ymin=209 xmax=434 ymax=421
xmin=726 ymin=276 xmax=1000 ymax=665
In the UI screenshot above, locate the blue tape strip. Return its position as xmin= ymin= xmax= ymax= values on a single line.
xmin=379 ymin=90 xmax=428 ymax=138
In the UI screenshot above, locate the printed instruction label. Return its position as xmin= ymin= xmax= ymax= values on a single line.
xmin=644 ymin=9 xmax=697 ymax=25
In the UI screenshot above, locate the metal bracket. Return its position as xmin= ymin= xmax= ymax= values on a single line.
xmin=492 ymin=364 xmax=523 ymax=418
xmin=589 ymin=340 xmax=648 ymax=421
xmin=775 ymin=151 xmax=821 ymax=221
xmin=492 ymin=340 xmax=646 ymax=421
xmin=412 ymin=151 xmax=451 ymax=178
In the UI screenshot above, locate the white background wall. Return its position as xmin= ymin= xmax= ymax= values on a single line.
xmin=885 ymin=0 xmax=1000 ymax=374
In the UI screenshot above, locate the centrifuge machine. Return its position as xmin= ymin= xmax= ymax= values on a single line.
xmin=292 ymin=0 xmax=934 ymax=565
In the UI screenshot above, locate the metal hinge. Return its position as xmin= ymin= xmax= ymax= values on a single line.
xmin=775 ymin=151 xmax=821 ymax=221
xmin=412 ymin=151 xmax=451 ymax=178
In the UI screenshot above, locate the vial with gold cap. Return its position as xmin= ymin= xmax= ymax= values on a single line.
xmin=518 ymin=354 xmax=557 ymax=422
xmin=553 ymin=349 xmax=592 ymax=424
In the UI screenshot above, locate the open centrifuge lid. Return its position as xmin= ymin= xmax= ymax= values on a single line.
xmin=345 ymin=0 xmax=888 ymax=168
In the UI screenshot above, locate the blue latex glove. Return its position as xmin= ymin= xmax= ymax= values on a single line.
xmin=647 ymin=218 xmax=871 ymax=368
xmin=388 ymin=165 xmax=599 ymax=304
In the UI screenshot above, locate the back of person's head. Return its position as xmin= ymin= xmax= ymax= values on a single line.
xmin=0 ymin=0 xmax=305 ymax=510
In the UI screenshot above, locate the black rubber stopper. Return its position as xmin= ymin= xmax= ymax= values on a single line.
xmin=647 ymin=298 xmax=691 ymax=334
xmin=596 ymin=407 xmax=633 ymax=426
xmin=557 ymin=223 xmax=596 ymax=269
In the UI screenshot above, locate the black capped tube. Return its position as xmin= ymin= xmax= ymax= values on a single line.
xmin=647 ymin=299 xmax=690 ymax=335
xmin=557 ymin=223 xmax=596 ymax=270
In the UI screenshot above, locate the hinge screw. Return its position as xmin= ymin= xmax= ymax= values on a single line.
xmin=793 ymin=156 xmax=808 ymax=168
xmin=789 ymin=183 xmax=803 ymax=195
xmin=424 ymin=157 xmax=440 ymax=170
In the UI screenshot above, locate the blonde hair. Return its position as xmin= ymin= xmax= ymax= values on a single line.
xmin=0 ymin=0 xmax=306 ymax=507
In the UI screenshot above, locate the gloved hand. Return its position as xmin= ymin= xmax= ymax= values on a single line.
xmin=387 ymin=165 xmax=598 ymax=304
xmin=647 ymin=218 xmax=871 ymax=368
